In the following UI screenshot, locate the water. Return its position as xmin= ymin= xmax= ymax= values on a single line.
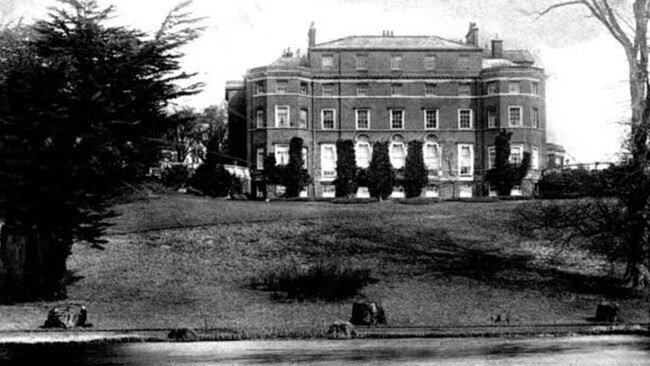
xmin=1 ymin=335 xmax=649 ymax=365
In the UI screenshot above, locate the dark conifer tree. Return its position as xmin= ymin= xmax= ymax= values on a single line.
xmin=0 ymin=0 xmax=203 ymax=302
xmin=485 ymin=129 xmax=531 ymax=196
xmin=404 ymin=140 xmax=429 ymax=198
xmin=334 ymin=139 xmax=357 ymax=198
xmin=283 ymin=137 xmax=311 ymax=197
xmin=367 ymin=141 xmax=395 ymax=200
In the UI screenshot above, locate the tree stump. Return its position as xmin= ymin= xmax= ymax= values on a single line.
xmin=595 ymin=302 xmax=620 ymax=322
xmin=167 ymin=327 xmax=199 ymax=341
xmin=327 ymin=320 xmax=356 ymax=339
xmin=43 ymin=304 xmax=92 ymax=328
xmin=350 ymin=301 xmax=387 ymax=326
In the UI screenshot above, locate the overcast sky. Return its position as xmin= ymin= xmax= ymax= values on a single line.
xmin=1 ymin=0 xmax=632 ymax=163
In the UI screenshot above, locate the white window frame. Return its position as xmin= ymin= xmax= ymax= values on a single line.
xmin=488 ymin=146 xmax=496 ymax=169
xmin=355 ymin=140 xmax=372 ymax=168
xmin=275 ymin=106 xmax=290 ymax=128
xmin=508 ymin=82 xmax=520 ymax=94
xmin=322 ymin=84 xmax=334 ymax=96
xmin=254 ymin=82 xmax=265 ymax=95
xmin=458 ymin=84 xmax=471 ymax=96
xmin=322 ymin=55 xmax=334 ymax=70
xmin=425 ymin=83 xmax=436 ymax=95
xmin=424 ymin=109 xmax=438 ymax=129
xmin=390 ymin=138 xmax=407 ymax=169
xmin=508 ymin=106 xmax=522 ymax=127
xmin=356 ymin=54 xmax=367 ymax=70
xmin=510 ymin=144 xmax=524 ymax=165
xmin=357 ymin=83 xmax=369 ymax=96
xmin=532 ymin=82 xmax=540 ymax=95
xmin=487 ymin=82 xmax=497 ymax=95
xmin=532 ymin=108 xmax=539 ymax=128
xmin=423 ymin=141 xmax=441 ymax=174
xmin=321 ymin=109 xmax=336 ymax=130
xmin=302 ymin=147 xmax=308 ymax=169
xmin=532 ymin=146 xmax=540 ymax=170
xmin=390 ymin=109 xmax=405 ymax=129
xmin=256 ymin=109 xmax=264 ymax=128
xmin=256 ymin=148 xmax=265 ymax=170
xmin=390 ymin=55 xmax=403 ymax=70
xmin=458 ymin=56 xmax=470 ymax=69
xmin=274 ymin=144 xmax=289 ymax=166
xmin=458 ymin=143 xmax=474 ymax=179
xmin=320 ymin=144 xmax=337 ymax=180
xmin=355 ymin=109 xmax=370 ymax=130
xmin=299 ymin=109 xmax=308 ymax=128
xmin=458 ymin=109 xmax=473 ymax=130
xmin=276 ymin=80 xmax=287 ymax=93
xmin=487 ymin=108 xmax=497 ymax=128
xmin=424 ymin=56 xmax=436 ymax=70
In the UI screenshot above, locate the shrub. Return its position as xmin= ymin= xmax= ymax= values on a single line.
xmin=538 ymin=167 xmax=618 ymax=199
xmin=331 ymin=197 xmax=379 ymax=204
xmin=252 ymin=261 xmax=375 ymax=301
xmin=395 ymin=197 xmax=439 ymax=205
xmin=334 ymin=139 xmax=357 ymax=198
xmin=161 ymin=165 xmax=190 ymax=189
xmin=367 ymin=141 xmax=395 ymax=200
xmin=403 ymin=140 xmax=428 ymax=198
xmin=188 ymin=163 xmax=233 ymax=197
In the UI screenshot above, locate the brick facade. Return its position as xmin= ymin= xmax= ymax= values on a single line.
xmin=226 ymin=24 xmax=549 ymax=198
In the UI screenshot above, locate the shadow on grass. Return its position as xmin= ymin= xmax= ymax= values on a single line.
xmin=281 ymin=221 xmax=634 ymax=301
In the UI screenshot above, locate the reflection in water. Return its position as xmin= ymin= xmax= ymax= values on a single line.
xmin=0 ymin=335 xmax=649 ymax=365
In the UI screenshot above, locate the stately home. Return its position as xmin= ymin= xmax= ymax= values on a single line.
xmin=226 ymin=23 xmax=548 ymax=198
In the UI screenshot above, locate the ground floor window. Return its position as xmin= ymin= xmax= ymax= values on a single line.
xmin=459 ymin=184 xmax=472 ymax=198
xmin=425 ymin=185 xmax=439 ymax=198
xmin=322 ymin=184 xmax=335 ymax=198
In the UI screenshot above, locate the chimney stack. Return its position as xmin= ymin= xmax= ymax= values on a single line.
xmin=491 ymin=38 xmax=503 ymax=58
xmin=465 ymin=22 xmax=479 ymax=47
xmin=308 ymin=22 xmax=316 ymax=47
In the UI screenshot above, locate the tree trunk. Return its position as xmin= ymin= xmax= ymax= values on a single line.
xmin=0 ymin=222 xmax=71 ymax=303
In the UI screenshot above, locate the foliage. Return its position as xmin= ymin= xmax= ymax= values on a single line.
xmin=0 ymin=0 xmax=203 ymax=301
xmin=334 ymin=139 xmax=357 ymax=198
xmin=485 ymin=130 xmax=531 ymax=196
xmin=536 ymin=0 xmax=650 ymax=289
xmin=331 ymin=197 xmax=379 ymax=204
xmin=366 ymin=141 xmax=395 ymax=200
xmin=262 ymin=153 xmax=281 ymax=185
xmin=281 ymin=137 xmax=311 ymax=197
xmin=403 ymin=140 xmax=429 ymax=198
xmin=538 ymin=166 xmax=618 ymax=199
xmin=252 ymin=261 xmax=374 ymax=301
xmin=166 ymin=104 xmax=227 ymax=165
xmin=188 ymin=163 xmax=233 ymax=197
xmin=161 ymin=165 xmax=191 ymax=189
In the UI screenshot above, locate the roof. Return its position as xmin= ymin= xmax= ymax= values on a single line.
xmin=225 ymin=80 xmax=244 ymax=89
xmin=311 ymin=35 xmax=479 ymax=51
xmin=269 ymin=56 xmax=308 ymax=67
xmin=483 ymin=50 xmax=535 ymax=64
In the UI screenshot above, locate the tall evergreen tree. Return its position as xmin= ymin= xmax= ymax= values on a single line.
xmin=334 ymin=139 xmax=357 ymax=198
xmin=283 ymin=137 xmax=311 ymax=197
xmin=404 ymin=140 xmax=429 ymax=198
xmin=0 ymin=0 xmax=203 ymax=302
xmin=367 ymin=141 xmax=395 ymax=200
xmin=485 ymin=130 xmax=531 ymax=196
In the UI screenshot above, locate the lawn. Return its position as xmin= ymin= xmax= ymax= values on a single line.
xmin=1 ymin=194 xmax=648 ymax=333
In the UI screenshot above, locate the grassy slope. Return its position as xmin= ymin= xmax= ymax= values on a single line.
xmin=1 ymin=194 xmax=648 ymax=331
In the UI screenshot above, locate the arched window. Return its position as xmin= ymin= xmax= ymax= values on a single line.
xmin=355 ymin=135 xmax=372 ymax=168
xmin=389 ymin=134 xmax=407 ymax=169
xmin=423 ymin=134 xmax=441 ymax=174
